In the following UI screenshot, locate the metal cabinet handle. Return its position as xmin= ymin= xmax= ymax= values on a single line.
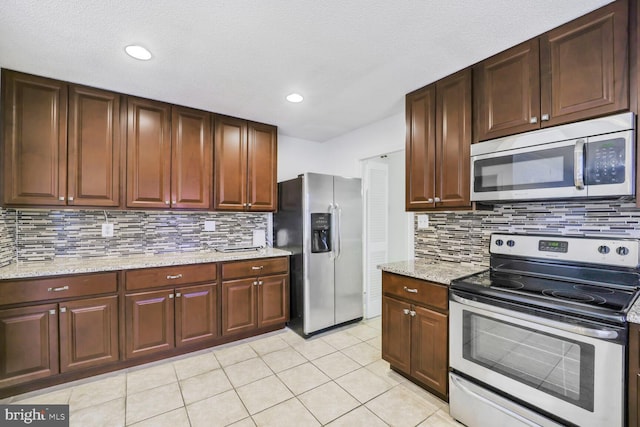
xmin=530 ymin=116 xmax=538 ymax=124
xmin=258 ymin=281 xmax=263 ymax=285
xmin=247 ymin=203 xmax=252 ymax=207
xmin=434 ymin=197 xmax=441 ymax=202
xmin=172 ymin=200 xmax=176 ymax=204
xmin=48 ymin=286 xmax=69 ymax=292
xmin=58 ymin=196 xmax=65 ymax=201
xmin=403 ymin=308 xmax=410 ymax=315
xmin=403 ymin=286 xmax=418 ymax=294
xmin=251 ymin=266 xmax=264 ymax=270
xmin=541 ymin=114 xmax=550 ymax=121
xmin=60 ymin=307 xmax=67 ymax=313
xmin=426 ymin=198 xmax=433 ymax=203
xmin=175 ymin=292 xmax=181 ymax=297
xmin=68 ymin=197 xmax=74 ymax=202
xmin=409 ymin=310 xmax=416 ymax=317
xmin=165 ymin=200 xmax=170 ymax=205
xmin=253 ymin=281 xmax=258 ymax=286
xmin=169 ymin=294 xmax=174 ymax=299
xmin=166 ymin=274 xmax=183 ymax=280
xmin=49 ymin=309 xmax=56 ymax=315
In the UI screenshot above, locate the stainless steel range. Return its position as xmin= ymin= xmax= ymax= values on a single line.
xmin=449 ymin=233 xmax=640 ymax=427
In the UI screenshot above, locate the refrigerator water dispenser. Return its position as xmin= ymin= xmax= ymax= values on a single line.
xmin=311 ymin=213 xmax=331 ymax=253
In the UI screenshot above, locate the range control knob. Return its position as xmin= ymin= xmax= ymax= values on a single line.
xmin=617 ymin=246 xmax=630 ymax=256
xmin=598 ymin=245 xmax=610 ymax=254
xmin=506 ymin=240 xmax=515 ymax=247
xmin=495 ymin=239 xmax=504 ymax=246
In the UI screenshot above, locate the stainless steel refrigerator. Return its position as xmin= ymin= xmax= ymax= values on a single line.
xmin=274 ymin=173 xmax=363 ymax=337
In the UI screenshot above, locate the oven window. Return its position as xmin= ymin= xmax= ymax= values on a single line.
xmin=474 ymin=145 xmax=574 ymax=192
xmin=463 ymin=311 xmax=594 ymax=411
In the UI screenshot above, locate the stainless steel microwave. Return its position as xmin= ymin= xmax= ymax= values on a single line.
xmin=470 ymin=112 xmax=635 ymax=202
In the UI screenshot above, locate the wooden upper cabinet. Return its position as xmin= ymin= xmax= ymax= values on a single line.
xmin=406 ymin=69 xmax=471 ymax=211
xmin=474 ymin=0 xmax=628 ymax=142
xmin=214 ymin=115 xmax=278 ymax=212
xmin=171 ymin=106 xmax=212 ymax=209
xmin=68 ymin=85 xmax=121 ymax=207
xmin=2 ymin=71 xmax=68 ymax=206
xmin=214 ymin=116 xmax=248 ymax=210
xmin=405 ymin=85 xmax=436 ymax=210
xmin=436 ymin=69 xmax=471 ymax=209
xmin=126 ymin=97 xmax=172 ymax=208
xmin=247 ymin=122 xmax=277 ymax=211
xmin=540 ymin=0 xmax=628 ymax=127
xmin=473 ymin=39 xmax=540 ymax=142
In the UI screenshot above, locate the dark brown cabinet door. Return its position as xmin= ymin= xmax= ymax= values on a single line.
xmin=0 ymin=304 xmax=58 ymax=388
xmin=59 ymin=296 xmax=119 ymax=373
xmin=171 ymin=107 xmax=212 ymax=209
xmin=222 ymin=278 xmax=256 ymax=336
xmin=1 ymin=70 xmax=67 ymax=206
xmin=540 ymin=0 xmax=628 ymax=127
xmin=405 ymin=85 xmax=436 ymax=210
xmin=68 ymin=85 xmax=121 ymax=207
xmin=473 ymin=39 xmax=540 ymax=142
xmin=175 ymin=283 xmax=218 ymax=347
xmin=257 ymin=274 xmax=288 ymax=328
xmin=381 ymin=296 xmax=411 ymax=374
xmin=436 ymin=69 xmax=471 ymax=209
xmin=125 ymin=290 xmax=175 ymax=359
xmin=126 ymin=97 xmax=172 ymax=208
xmin=411 ymin=305 xmax=448 ymax=397
xmin=214 ymin=116 xmax=248 ymax=210
xmin=247 ymin=122 xmax=277 ymax=212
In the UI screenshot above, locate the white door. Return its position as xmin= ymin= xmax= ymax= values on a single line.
xmin=363 ymin=160 xmax=388 ymax=319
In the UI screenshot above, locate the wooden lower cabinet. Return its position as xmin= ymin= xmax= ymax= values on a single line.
xmin=0 ymin=304 xmax=59 ymax=388
xmin=59 ymin=295 xmax=119 ymax=373
xmin=125 ymin=284 xmax=218 ymax=359
xmin=381 ymin=272 xmax=449 ymax=399
xmin=175 ymin=284 xmax=218 ymax=347
xmin=125 ymin=289 xmax=175 ymax=359
xmin=222 ymin=273 xmax=288 ymax=336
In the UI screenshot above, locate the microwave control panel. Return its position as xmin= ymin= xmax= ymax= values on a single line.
xmin=585 ymin=138 xmax=626 ymax=185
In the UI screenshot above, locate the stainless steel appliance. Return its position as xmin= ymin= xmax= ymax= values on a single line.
xmin=449 ymin=233 xmax=640 ymax=427
xmin=274 ymin=173 xmax=363 ymax=337
xmin=471 ymin=112 xmax=635 ymax=202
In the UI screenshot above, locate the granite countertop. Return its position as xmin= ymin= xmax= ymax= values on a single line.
xmin=0 ymin=248 xmax=291 ymax=280
xmin=627 ymin=298 xmax=640 ymax=324
xmin=378 ymin=259 xmax=487 ymax=285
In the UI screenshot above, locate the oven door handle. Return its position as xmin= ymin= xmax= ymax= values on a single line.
xmin=450 ymin=374 xmax=542 ymax=427
xmin=450 ymin=293 xmax=620 ymax=341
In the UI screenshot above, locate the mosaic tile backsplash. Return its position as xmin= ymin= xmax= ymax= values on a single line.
xmin=414 ymin=201 xmax=640 ymax=266
xmin=0 ymin=208 xmax=269 ymax=266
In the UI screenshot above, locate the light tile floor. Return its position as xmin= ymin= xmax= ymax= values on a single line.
xmin=3 ymin=317 xmax=463 ymax=427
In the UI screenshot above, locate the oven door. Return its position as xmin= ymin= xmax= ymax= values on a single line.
xmin=449 ymin=293 xmax=624 ymax=427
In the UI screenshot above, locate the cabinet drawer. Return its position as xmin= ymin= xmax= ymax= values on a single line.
xmin=125 ymin=263 xmax=217 ymax=291
xmin=0 ymin=272 xmax=118 ymax=306
xmin=222 ymin=257 xmax=288 ymax=280
xmin=382 ymin=272 xmax=448 ymax=311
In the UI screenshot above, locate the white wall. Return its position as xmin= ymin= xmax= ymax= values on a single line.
xmin=386 ymin=150 xmax=408 ymax=262
xmin=323 ymin=111 xmax=405 ymax=178
xmin=277 ymin=134 xmax=330 ymax=182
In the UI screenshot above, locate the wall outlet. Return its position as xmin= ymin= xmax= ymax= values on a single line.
xmin=101 ymin=223 xmax=114 ymax=237
xmin=417 ymin=214 xmax=429 ymax=229
xmin=204 ymin=220 xmax=216 ymax=231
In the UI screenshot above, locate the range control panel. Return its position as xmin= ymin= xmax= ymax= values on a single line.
xmin=490 ymin=233 xmax=640 ymax=268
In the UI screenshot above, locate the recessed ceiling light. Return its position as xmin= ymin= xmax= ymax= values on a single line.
xmin=125 ymin=45 xmax=152 ymax=61
xmin=286 ymin=93 xmax=304 ymax=103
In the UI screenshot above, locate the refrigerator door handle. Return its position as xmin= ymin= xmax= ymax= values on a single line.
xmin=335 ymin=203 xmax=342 ymax=258
xmin=329 ymin=203 xmax=336 ymax=259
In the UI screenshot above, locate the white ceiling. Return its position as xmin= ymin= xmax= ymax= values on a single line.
xmin=0 ymin=0 xmax=613 ymax=142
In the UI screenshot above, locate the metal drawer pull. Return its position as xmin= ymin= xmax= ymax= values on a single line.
xmin=403 ymin=286 xmax=418 ymax=293
xmin=60 ymin=307 xmax=67 ymax=313
xmin=541 ymin=114 xmax=550 ymax=121
xmin=251 ymin=266 xmax=264 ymax=270
xmin=530 ymin=116 xmax=538 ymax=124
xmin=409 ymin=310 xmax=416 ymax=317
xmin=403 ymin=308 xmax=410 ymax=315
xmin=166 ymin=274 xmax=183 ymax=280
xmin=49 ymin=309 xmax=56 ymax=315
xmin=169 ymin=294 xmax=174 ymax=299
xmin=48 ymin=285 xmax=69 ymax=292
xmin=176 ymin=292 xmax=181 ymax=297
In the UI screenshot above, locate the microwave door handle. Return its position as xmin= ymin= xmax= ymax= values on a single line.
xmin=574 ymin=139 xmax=585 ymax=189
